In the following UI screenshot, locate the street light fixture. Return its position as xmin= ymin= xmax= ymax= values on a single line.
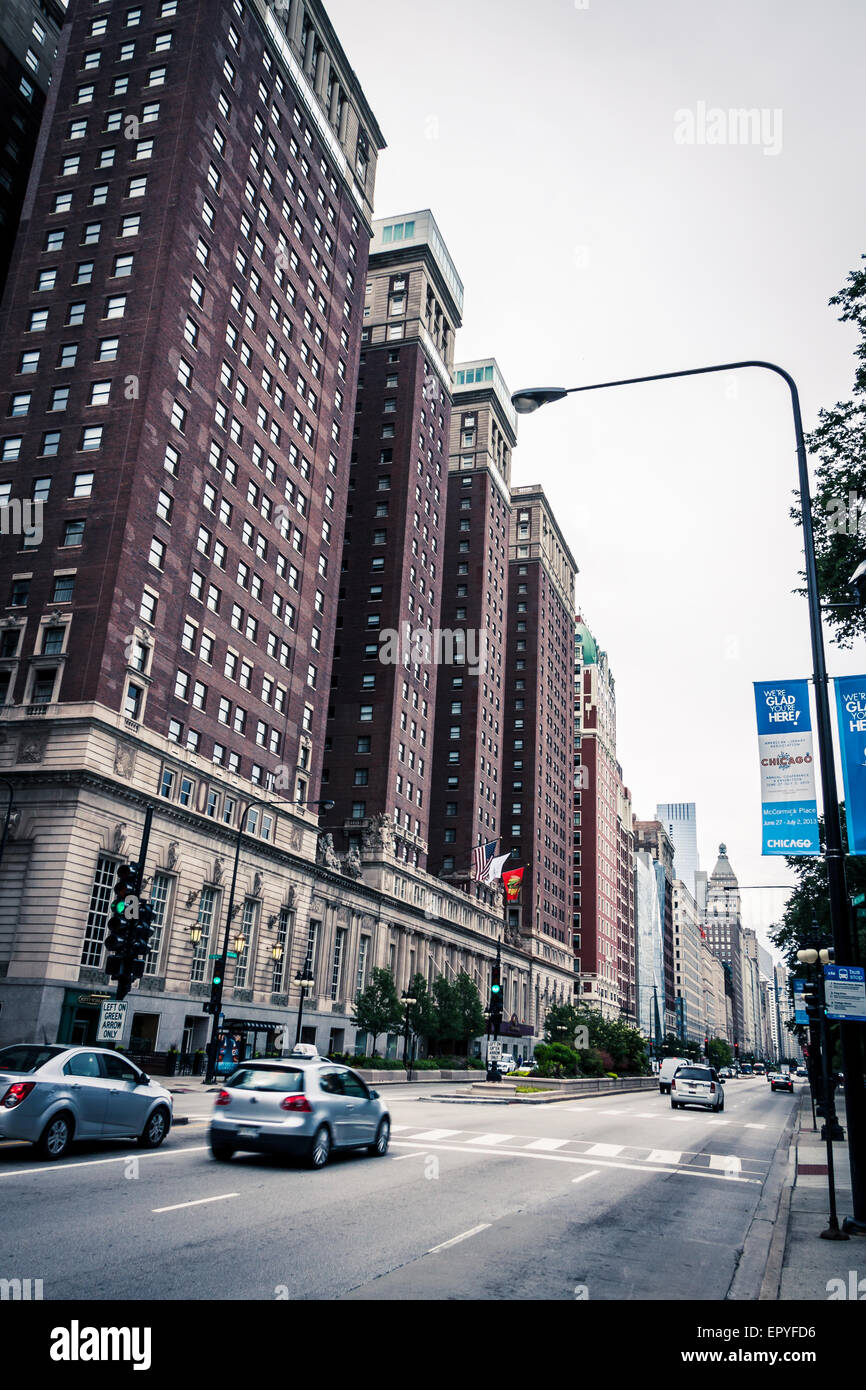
xmin=402 ymin=989 xmax=417 ymax=1083
xmin=294 ymin=960 xmax=316 ymax=1047
xmin=514 ymin=358 xmax=866 ymax=1233
xmin=271 ymin=941 xmax=284 ymax=963
xmin=233 ymin=931 xmax=247 ymax=956
xmin=188 ymin=922 xmax=203 ymax=947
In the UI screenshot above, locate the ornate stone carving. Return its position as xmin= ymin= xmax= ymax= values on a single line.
xmin=252 ymin=871 xmax=264 ymax=898
xmin=289 ymin=825 xmax=303 ymax=852
xmin=112 ymin=822 xmax=127 ymax=855
xmin=213 ymin=856 xmax=224 ymax=884
xmin=167 ymin=841 xmax=179 ymax=870
xmin=362 ymin=812 xmax=395 ymax=853
xmin=114 ymin=742 xmax=135 ymax=778
xmin=316 ymin=833 xmax=341 ymax=871
xmin=342 ymin=845 xmax=362 ymax=879
xmin=19 ymin=734 xmax=45 ymax=764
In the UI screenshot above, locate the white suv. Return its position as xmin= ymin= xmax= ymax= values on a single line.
xmin=670 ymin=1065 xmax=724 ymax=1112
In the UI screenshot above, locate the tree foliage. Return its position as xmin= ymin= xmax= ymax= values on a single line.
xmin=707 ymin=1038 xmax=733 ymax=1069
xmin=791 ymin=257 xmax=866 ymax=648
xmin=768 ymin=805 xmax=866 ymax=968
xmin=543 ymin=1004 xmax=648 ymax=1073
xmin=352 ymin=966 xmax=403 ymax=1056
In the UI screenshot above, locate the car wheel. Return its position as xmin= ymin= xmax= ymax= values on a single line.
xmin=38 ymin=1112 xmax=72 ymax=1161
xmin=671 ymin=1100 xmax=680 ymax=1109
xmin=210 ymin=1139 xmax=235 ymax=1162
xmin=368 ymin=1117 xmax=390 ymax=1157
xmin=138 ymin=1106 xmax=170 ymax=1149
xmin=308 ymin=1124 xmax=331 ymax=1169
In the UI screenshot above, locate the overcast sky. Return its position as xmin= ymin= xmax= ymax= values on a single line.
xmin=327 ymin=0 xmax=866 ymax=959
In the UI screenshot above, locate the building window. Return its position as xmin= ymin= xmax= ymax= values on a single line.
xmin=80 ymin=855 xmax=117 ymax=968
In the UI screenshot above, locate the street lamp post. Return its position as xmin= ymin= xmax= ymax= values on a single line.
xmin=514 ymin=360 xmax=866 ymax=1232
xmin=294 ymin=959 xmax=316 ymax=1046
xmin=204 ymin=796 xmax=334 ymax=1084
xmin=798 ymin=944 xmax=848 ymax=1240
xmin=401 ymin=988 xmax=417 ymax=1082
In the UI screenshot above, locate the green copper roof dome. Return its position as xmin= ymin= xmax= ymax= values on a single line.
xmin=575 ymin=621 xmax=598 ymax=666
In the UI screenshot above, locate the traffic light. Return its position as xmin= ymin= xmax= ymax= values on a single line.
xmin=205 ymin=960 xmax=224 ymax=1016
xmin=489 ymin=963 xmax=503 ymax=1017
xmin=127 ymin=902 xmax=155 ymax=982
xmin=110 ymin=862 xmax=140 ymax=926
xmin=704 ymin=1036 xmax=709 ymax=1055
xmin=801 ymin=978 xmax=821 ymax=1022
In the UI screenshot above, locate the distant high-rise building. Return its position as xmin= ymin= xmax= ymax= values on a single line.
xmin=0 ymin=0 xmax=66 ymax=303
xmin=672 ymin=878 xmax=704 ymax=1042
xmin=573 ymin=618 xmax=634 ymax=1018
xmin=505 ymin=485 xmax=577 ymax=1011
xmin=656 ymin=802 xmax=699 ymax=898
xmin=322 ymin=210 xmax=463 ymax=867
xmin=428 ymin=359 xmax=516 ymax=879
xmin=703 ymin=844 xmax=745 ymax=1049
xmin=634 ymin=819 xmax=676 ymax=1034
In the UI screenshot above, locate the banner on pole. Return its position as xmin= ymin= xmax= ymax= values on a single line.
xmin=834 ymin=676 xmax=866 ymax=856
xmin=753 ymin=680 xmax=820 ymax=855
xmin=502 ymin=868 xmax=524 ymax=900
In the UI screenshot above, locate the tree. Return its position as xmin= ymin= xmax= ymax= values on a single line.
xmin=352 ymin=967 xmax=403 ymax=1057
xmin=791 ymin=257 xmax=866 ymax=648
xmin=543 ymin=1003 xmax=582 ymax=1046
xmin=707 ymin=1038 xmax=733 ymax=1069
xmin=769 ymin=804 xmax=866 ymax=967
xmin=427 ymin=975 xmax=461 ymax=1050
xmin=451 ymin=972 xmax=485 ymax=1054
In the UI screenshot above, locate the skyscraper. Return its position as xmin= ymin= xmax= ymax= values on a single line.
xmin=505 ymin=485 xmax=576 ymax=1014
xmin=321 ymin=210 xmax=463 ymax=867
xmin=656 ymin=801 xmax=699 ymax=898
xmin=0 ymin=0 xmax=66 ymax=302
xmin=0 ymin=0 xmax=386 ymax=1044
xmin=428 ymin=359 xmax=516 ymax=879
xmin=703 ymin=843 xmax=746 ymax=1048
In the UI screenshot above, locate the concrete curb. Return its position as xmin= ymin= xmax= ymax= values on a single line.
xmin=727 ymin=1095 xmax=801 ymax=1302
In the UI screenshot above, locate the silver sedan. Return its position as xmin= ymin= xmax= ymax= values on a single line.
xmin=0 ymin=1044 xmax=173 ymax=1160
xmin=209 ymin=1056 xmax=390 ymax=1168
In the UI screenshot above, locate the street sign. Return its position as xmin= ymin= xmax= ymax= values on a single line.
xmin=852 ymin=892 xmax=865 ymax=906
xmin=487 ymin=1041 xmax=502 ymax=1059
xmin=97 ymin=1000 xmax=128 ymax=1044
xmin=209 ymin=952 xmax=238 ymax=959
xmin=575 ymin=1026 xmax=589 ymax=1049
xmin=823 ymin=964 xmax=866 ymax=1022
xmin=793 ymin=978 xmax=808 ymax=1025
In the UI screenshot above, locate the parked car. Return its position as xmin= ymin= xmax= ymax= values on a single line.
xmin=497 ymin=1055 xmax=518 ymax=1074
xmin=0 ymin=1044 xmax=172 ymax=1160
xmin=209 ymin=1055 xmax=390 ymax=1168
xmin=719 ymin=1067 xmax=733 ymax=1079
xmin=796 ymin=1066 xmax=808 ymax=1077
xmin=670 ymin=1065 xmax=724 ymax=1112
xmin=770 ymin=1072 xmax=794 ymax=1093
xmin=658 ymin=1057 xmax=690 ymax=1095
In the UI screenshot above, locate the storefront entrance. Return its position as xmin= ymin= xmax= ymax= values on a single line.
xmin=57 ymin=990 xmax=113 ymax=1045
xmin=217 ymin=1018 xmax=283 ymax=1075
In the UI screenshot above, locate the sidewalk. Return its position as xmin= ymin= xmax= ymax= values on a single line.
xmin=762 ymin=1091 xmax=865 ymax=1300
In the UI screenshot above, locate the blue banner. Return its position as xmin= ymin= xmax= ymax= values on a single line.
xmin=834 ymin=676 xmax=866 ymax=856
xmin=754 ymin=680 xmax=820 ymax=855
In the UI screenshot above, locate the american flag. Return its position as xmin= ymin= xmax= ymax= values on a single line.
xmin=471 ymin=839 xmax=497 ymax=881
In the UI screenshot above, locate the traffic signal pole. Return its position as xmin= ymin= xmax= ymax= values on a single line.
xmin=112 ymin=806 xmax=153 ymax=1003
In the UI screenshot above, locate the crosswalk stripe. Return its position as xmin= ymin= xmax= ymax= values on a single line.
xmin=525 ymin=1137 xmax=568 ymax=1151
xmin=744 ymin=1123 xmax=766 ymax=1130
xmin=584 ymin=1142 xmax=624 ymax=1157
xmin=647 ymin=1149 xmax=682 ymax=1165
xmin=466 ymin=1133 xmax=513 ymax=1145
xmin=390 ymin=1124 xmax=410 ymax=1132
xmin=409 ymin=1129 xmax=462 ymax=1142
xmin=709 ymin=1155 xmax=741 ymax=1174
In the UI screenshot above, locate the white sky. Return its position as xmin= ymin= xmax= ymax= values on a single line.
xmin=327 ymin=0 xmax=866 ymax=959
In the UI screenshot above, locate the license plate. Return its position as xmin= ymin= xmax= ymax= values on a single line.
xmin=237 ymin=1127 xmax=259 ymax=1138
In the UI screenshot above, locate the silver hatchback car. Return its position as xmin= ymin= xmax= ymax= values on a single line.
xmin=209 ymin=1055 xmax=390 ymax=1169
xmin=0 ymin=1044 xmax=173 ymax=1160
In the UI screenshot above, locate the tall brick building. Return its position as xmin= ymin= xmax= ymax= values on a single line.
xmin=321 ymin=210 xmax=463 ymax=868
xmin=504 ymin=485 xmax=576 ymax=1014
xmin=0 ymin=0 xmax=66 ymax=302
xmin=427 ymin=358 xmax=516 ymax=880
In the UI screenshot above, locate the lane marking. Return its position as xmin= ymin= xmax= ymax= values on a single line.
xmin=647 ymin=1149 xmax=682 ymax=1165
xmin=428 ymin=1223 xmax=491 ymax=1253
xmin=572 ymin=1170 xmax=601 ymax=1184
xmin=392 ymin=1151 xmax=428 ymax=1162
xmin=389 ymin=1141 xmax=761 ymax=1182
xmin=525 ymin=1137 xmax=568 ymax=1151
xmin=390 ymin=1125 xmax=410 ymax=1132
xmin=466 ymin=1133 xmax=513 ymax=1146
xmin=744 ymin=1124 xmax=767 ymax=1130
xmin=153 ymin=1192 xmax=238 ymax=1214
xmin=584 ymin=1143 xmax=624 ymax=1157
xmin=410 ymin=1129 xmax=462 ymax=1142
xmin=0 ymin=1145 xmax=209 ymax=1179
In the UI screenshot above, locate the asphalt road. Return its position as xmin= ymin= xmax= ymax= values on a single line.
xmin=0 ymin=1077 xmax=797 ymax=1301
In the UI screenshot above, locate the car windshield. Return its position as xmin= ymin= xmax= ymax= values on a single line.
xmin=676 ymin=1067 xmax=712 ymax=1081
xmin=227 ymin=1066 xmax=305 ymax=1092
xmin=0 ymin=1045 xmax=65 ymax=1073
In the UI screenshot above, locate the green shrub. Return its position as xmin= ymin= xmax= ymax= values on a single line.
xmin=533 ymin=1042 xmax=580 ymax=1077
xmin=413 ymin=1058 xmax=439 ymax=1070
xmin=576 ymin=1047 xmax=605 ymax=1077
